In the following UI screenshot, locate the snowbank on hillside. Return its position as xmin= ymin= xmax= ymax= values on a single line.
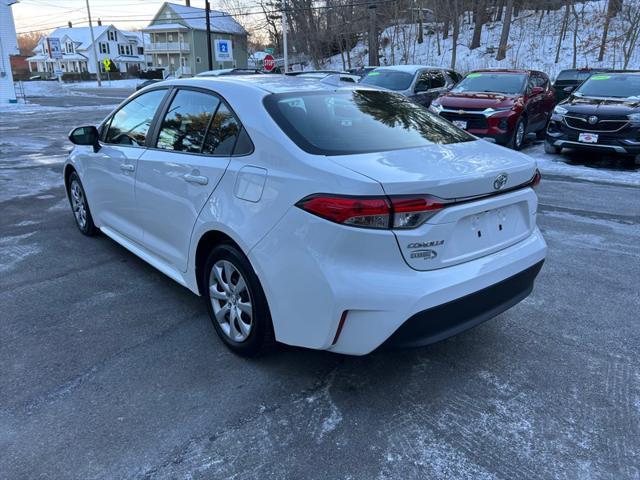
xmin=326 ymin=0 xmax=639 ymax=78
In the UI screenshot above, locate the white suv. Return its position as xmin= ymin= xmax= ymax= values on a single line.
xmin=65 ymin=76 xmax=546 ymax=356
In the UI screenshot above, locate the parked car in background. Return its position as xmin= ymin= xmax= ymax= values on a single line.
xmin=552 ymin=68 xmax=608 ymax=103
xmin=64 ymin=76 xmax=545 ymax=356
xmin=429 ymin=69 xmax=555 ymax=150
xmin=197 ymin=68 xmax=262 ymax=77
xmin=348 ymin=66 xmax=376 ymax=78
xmin=285 ymin=70 xmax=345 ymax=76
xmin=295 ymin=71 xmax=360 ymax=83
xmin=136 ymin=79 xmax=162 ymax=91
xmin=359 ymin=65 xmax=462 ymax=107
xmin=545 ymin=72 xmax=640 ymax=164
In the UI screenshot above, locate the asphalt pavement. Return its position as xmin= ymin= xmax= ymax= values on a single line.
xmin=1 ymin=88 xmax=639 ymax=480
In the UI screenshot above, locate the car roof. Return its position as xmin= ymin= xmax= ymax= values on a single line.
xmin=470 ymin=68 xmax=533 ymax=74
xmin=372 ymin=65 xmax=444 ymax=74
xmin=162 ymin=75 xmax=370 ymax=94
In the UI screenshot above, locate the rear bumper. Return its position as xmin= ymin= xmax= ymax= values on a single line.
xmin=250 ymin=202 xmax=547 ymax=355
xmin=383 ymin=260 xmax=544 ymax=349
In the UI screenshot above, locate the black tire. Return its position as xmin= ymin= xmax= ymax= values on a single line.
xmin=67 ymin=171 xmax=98 ymax=236
xmin=507 ymin=117 xmax=527 ymax=150
xmin=203 ymin=243 xmax=275 ymax=357
xmin=544 ymin=141 xmax=562 ymax=155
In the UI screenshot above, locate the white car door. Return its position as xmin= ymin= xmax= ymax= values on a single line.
xmin=135 ymin=88 xmax=250 ymax=271
xmin=86 ymin=89 xmax=168 ymax=243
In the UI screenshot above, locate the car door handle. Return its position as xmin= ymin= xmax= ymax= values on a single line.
xmin=183 ymin=173 xmax=209 ymax=185
xmin=120 ymin=163 xmax=135 ymax=172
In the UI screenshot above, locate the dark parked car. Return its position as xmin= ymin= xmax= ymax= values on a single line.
xmin=285 ymin=70 xmax=345 ymax=76
xmin=553 ymin=68 xmax=609 ymax=103
xmin=359 ymin=65 xmax=462 ymax=108
xmin=429 ymin=69 xmax=556 ymax=150
xmin=545 ymin=72 xmax=640 ymax=164
xmin=136 ymin=79 xmax=161 ymax=91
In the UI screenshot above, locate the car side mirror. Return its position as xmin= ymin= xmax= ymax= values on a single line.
xmin=531 ymin=86 xmax=544 ymax=96
xmin=69 ymin=125 xmax=101 ymax=153
xmin=563 ymin=85 xmax=576 ymax=93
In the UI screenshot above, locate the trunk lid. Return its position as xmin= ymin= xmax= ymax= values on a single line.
xmin=329 ymin=139 xmax=535 ymax=198
xmin=330 ymin=140 xmax=538 ymax=271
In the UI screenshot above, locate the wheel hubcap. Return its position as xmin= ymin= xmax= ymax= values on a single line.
xmin=70 ymin=180 xmax=87 ymax=229
xmin=516 ymin=123 xmax=525 ymax=147
xmin=209 ymin=260 xmax=253 ymax=342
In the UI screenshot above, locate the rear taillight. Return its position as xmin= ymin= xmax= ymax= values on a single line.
xmin=296 ymin=194 xmax=447 ymax=230
xmin=390 ymin=196 xmax=447 ymax=229
xmin=531 ymin=169 xmax=542 ymax=188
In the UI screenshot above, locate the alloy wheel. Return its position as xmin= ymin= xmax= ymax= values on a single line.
xmin=70 ymin=180 xmax=87 ymax=229
xmin=515 ymin=121 xmax=525 ymax=148
xmin=209 ymin=260 xmax=253 ymax=342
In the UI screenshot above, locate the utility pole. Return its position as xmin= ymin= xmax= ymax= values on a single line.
xmin=368 ymin=2 xmax=378 ymax=66
xmin=282 ymin=0 xmax=288 ymax=72
xmin=85 ymin=0 xmax=101 ymax=86
xmin=205 ymin=0 xmax=213 ymax=70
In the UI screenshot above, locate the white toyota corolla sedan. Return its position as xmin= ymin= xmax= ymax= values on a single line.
xmin=64 ymin=76 xmax=546 ymax=356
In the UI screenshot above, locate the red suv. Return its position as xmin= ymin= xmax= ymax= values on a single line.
xmin=429 ymin=69 xmax=555 ymax=150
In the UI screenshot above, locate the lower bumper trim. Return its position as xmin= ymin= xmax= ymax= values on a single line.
xmin=382 ymin=260 xmax=544 ymax=349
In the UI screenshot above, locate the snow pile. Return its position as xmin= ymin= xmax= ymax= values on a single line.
xmin=326 ymin=0 xmax=639 ymax=78
xmin=17 ymin=78 xmax=140 ymax=98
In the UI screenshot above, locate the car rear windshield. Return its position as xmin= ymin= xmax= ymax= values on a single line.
xmin=452 ymin=72 xmax=527 ymax=95
xmin=264 ymin=90 xmax=474 ymax=156
xmin=575 ymin=74 xmax=640 ymax=99
xmin=360 ymin=70 xmax=414 ymax=91
xmin=555 ymin=70 xmax=594 ymax=82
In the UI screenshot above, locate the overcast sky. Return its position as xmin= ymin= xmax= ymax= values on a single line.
xmin=12 ymin=0 xmax=212 ymax=34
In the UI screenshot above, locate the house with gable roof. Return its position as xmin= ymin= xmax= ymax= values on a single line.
xmin=143 ymin=1 xmax=248 ymax=77
xmin=26 ymin=23 xmax=147 ymax=77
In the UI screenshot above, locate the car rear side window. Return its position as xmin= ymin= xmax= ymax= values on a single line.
xmin=104 ymin=89 xmax=167 ymax=147
xmin=264 ymin=90 xmax=474 ymax=156
xmin=156 ymin=90 xmax=220 ymax=153
xmin=202 ymin=103 xmax=240 ymax=156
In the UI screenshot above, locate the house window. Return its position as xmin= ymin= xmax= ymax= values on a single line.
xmin=196 ymin=57 xmax=201 ymax=63
xmin=66 ymin=42 xmax=74 ymax=53
xmin=99 ymin=42 xmax=110 ymax=54
xmin=138 ymin=47 xmax=144 ymax=55
xmin=168 ymin=34 xmax=173 ymax=41
xmin=108 ymin=30 xmax=116 ymax=41
xmin=126 ymin=45 xmax=132 ymax=55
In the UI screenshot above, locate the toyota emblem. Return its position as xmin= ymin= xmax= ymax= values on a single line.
xmin=493 ymin=173 xmax=508 ymax=190
xmin=588 ymin=115 xmax=599 ymax=125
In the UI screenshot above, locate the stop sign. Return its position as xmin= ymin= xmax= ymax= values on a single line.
xmin=263 ymin=54 xmax=275 ymax=72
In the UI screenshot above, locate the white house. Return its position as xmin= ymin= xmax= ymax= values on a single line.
xmin=0 ymin=0 xmax=19 ymax=103
xmin=27 ymin=24 xmax=148 ymax=77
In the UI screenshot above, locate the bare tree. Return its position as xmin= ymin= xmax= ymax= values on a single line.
xmin=622 ymin=0 xmax=640 ymax=68
xmin=470 ymin=0 xmax=486 ymax=50
xmin=450 ymin=1 xmax=460 ymax=68
xmin=598 ymin=0 xmax=623 ymax=61
xmin=555 ymin=1 xmax=570 ymax=64
xmin=496 ymin=0 xmax=514 ymax=61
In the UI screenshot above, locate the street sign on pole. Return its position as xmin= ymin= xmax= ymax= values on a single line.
xmin=47 ymin=38 xmax=63 ymax=83
xmin=214 ymin=39 xmax=233 ymax=63
xmin=263 ymin=54 xmax=275 ymax=72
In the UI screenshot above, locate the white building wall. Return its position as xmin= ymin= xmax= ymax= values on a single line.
xmin=0 ymin=0 xmax=19 ymax=103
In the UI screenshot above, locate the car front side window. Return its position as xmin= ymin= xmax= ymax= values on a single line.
xmin=104 ymin=89 xmax=167 ymax=147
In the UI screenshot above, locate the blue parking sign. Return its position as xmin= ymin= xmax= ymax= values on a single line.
xmin=214 ymin=39 xmax=233 ymax=62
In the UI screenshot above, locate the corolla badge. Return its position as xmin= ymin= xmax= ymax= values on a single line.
xmin=588 ymin=115 xmax=599 ymax=124
xmin=493 ymin=173 xmax=508 ymax=190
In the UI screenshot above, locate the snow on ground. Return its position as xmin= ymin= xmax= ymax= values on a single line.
xmin=17 ymin=78 xmax=140 ymax=98
xmin=326 ymin=0 xmax=640 ymax=77
xmin=522 ymin=141 xmax=640 ymax=186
